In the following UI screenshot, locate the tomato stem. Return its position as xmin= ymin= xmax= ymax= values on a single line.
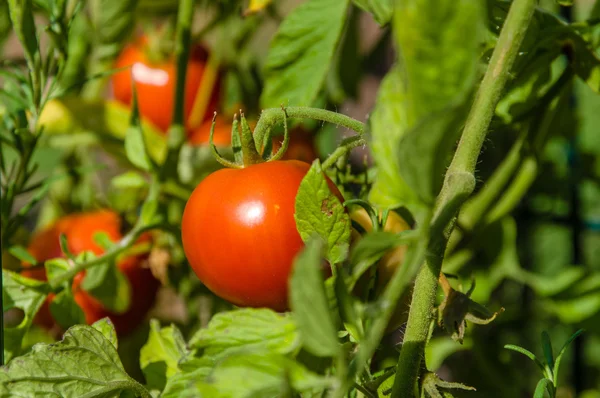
xmin=321 ymin=135 xmax=366 ymax=170
xmin=267 ymin=107 xmax=291 ymax=161
xmin=392 ymin=0 xmax=538 ymax=396
xmin=254 ymin=106 xmax=365 ymax=156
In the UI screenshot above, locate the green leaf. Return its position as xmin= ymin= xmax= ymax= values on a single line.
xmin=348 ymin=230 xmax=416 ymax=288
xmin=125 ymin=125 xmax=153 ymax=172
xmin=49 ymin=288 xmax=86 ymax=330
xmin=80 ymin=258 xmax=132 ymax=314
xmin=533 ymin=378 xmax=553 ymax=398
xmin=568 ymin=30 xmax=600 ymax=93
xmin=553 ymin=329 xmax=584 ymax=379
xmin=92 ymin=318 xmax=118 ymax=349
xmin=353 ymin=0 xmax=392 ymax=25
xmin=140 ymin=320 xmax=188 ymax=391
xmin=334 ymin=273 xmax=363 ymax=341
xmin=207 ymin=353 xmax=331 ymax=397
xmin=391 ymin=0 xmax=484 ymax=203
xmin=495 ymin=49 xmax=562 ymax=123
xmin=289 ymin=239 xmax=340 ymax=357
xmin=189 ymin=308 xmax=300 ymax=359
xmin=504 ymin=344 xmax=547 ymax=375
xmin=260 ymin=0 xmax=350 ymax=108
xmin=93 ymin=231 xmax=116 ymax=250
xmin=7 ymin=0 xmax=38 ymax=70
xmin=111 ymin=170 xmax=149 ymax=190
xmin=295 ymin=160 xmax=351 ymax=263
xmin=8 ymin=245 xmax=37 ymax=265
xmin=0 ymin=324 xmax=148 ymax=397
xmin=44 ymin=258 xmax=70 ymax=282
xmin=91 ymin=0 xmax=137 ymax=60
xmin=161 ymin=367 xmax=219 ymax=398
xmin=2 ymin=270 xmax=49 ymax=362
xmin=367 ymin=67 xmax=416 ymax=209
xmin=541 ymin=331 xmax=555 ymax=371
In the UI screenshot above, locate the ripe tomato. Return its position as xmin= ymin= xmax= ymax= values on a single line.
xmin=181 ymin=160 xmax=343 ymax=311
xmin=112 ymin=37 xmax=220 ymax=133
xmin=22 ymin=210 xmax=159 ymax=335
xmin=350 ymin=208 xmax=412 ymax=331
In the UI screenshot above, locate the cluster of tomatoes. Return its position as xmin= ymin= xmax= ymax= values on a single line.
xmin=21 ymin=34 xmax=409 ymax=336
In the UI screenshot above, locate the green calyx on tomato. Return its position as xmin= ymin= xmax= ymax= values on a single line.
xmin=208 ymin=110 xmax=291 ymax=169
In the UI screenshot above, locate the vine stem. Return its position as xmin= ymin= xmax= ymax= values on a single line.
xmin=48 ymin=223 xmax=160 ymax=289
xmin=391 ymin=0 xmax=538 ymax=396
xmin=253 ymin=106 xmax=365 ymax=154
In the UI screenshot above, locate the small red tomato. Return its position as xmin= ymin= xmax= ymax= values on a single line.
xmin=22 ymin=210 xmax=159 ymax=335
xmin=112 ymin=37 xmax=220 ymax=133
xmin=181 ymin=160 xmax=342 ymax=311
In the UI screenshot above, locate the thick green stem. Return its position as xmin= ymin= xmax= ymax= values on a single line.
xmin=391 ymin=0 xmax=537 ymax=396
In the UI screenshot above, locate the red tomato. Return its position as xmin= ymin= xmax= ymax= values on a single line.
xmin=181 ymin=160 xmax=343 ymax=311
xmin=22 ymin=210 xmax=159 ymax=335
xmin=111 ymin=37 xmax=220 ymax=133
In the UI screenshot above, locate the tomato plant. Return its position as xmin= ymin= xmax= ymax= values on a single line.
xmin=2 ymin=0 xmax=600 ymax=397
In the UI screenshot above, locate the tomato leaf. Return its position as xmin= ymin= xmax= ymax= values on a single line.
xmin=353 ymin=0 xmax=392 ymax=26
xmin=90 ymin=0 xmax=136 ymax=60
xmin=163 ymin=352 xmax=330 ymax=398
xmin=92 ymin=318 xmax=118 ymax=349
xmin=49 ymin=288 xmax=86 ymax=330
xmin=0 ymin=324 xmax=149 ymax=397
xmin=348 ymin=230 xmax=416 ymax=289
xmin=290 ymin=238 xmax=340 ymax=357
xmin=8 ymin=245 xmax=37 ymax=265
xmin=295 ymin=160 xmax=351 ymax=264
xmin=334 ymin=273 xmax=363 ymax=342
xmin=80 ymin=257 xmax=132 ymax=314
xmin=7 ymin=0 xmax=38 ymax=72
xmin=111 ymin=170 xmax=148 ymax=190
xmin=2 ymin=270 xmax=49 ymax=363
xmin=189 ymin=308 xmax=300 ymax=359
xmin=140 ymin=320 xmax=189 ymax=392
xmin=533 ymin=378 xmax=554 ymax=398
xmin=125 ymin=90 xmax=154 ymax=172
xmin=260 ymin=0 xmax=350 ymax=108
xmin=368 ymin=66 xmax=416 ymax=209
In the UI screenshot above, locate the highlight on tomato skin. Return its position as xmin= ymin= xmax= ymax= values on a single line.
xmin=21 ymin=210 xmax=160 ymax=336
xmin=111 ymin=36 xmax=221 ymax=134
xmin=181 ymin=160 xmax=343 ymax=311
